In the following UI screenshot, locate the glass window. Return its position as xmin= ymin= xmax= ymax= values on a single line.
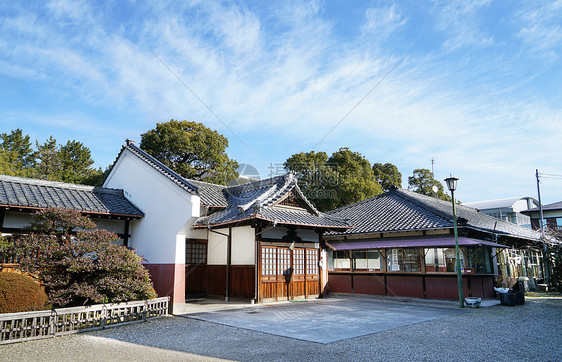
xmin=387 ymin=248 xmax=421 ymax=272
xmin=186 ymin=243 xmax=206 ymax=265
xmin=262 ymin=247 xmax=277 ymax=276
xmin=466 ymin=247 xmax=492 ymax=274
xmin=277 ymin=248 xmax=290 ymax=275
xmin=306 ymin=249 xmax=318 ymax=275
xmin=333 ymin=250 xmax=350 ymax=271
xmin=293 ymin=249 xmax=305 ymax=275
xmin=353 ymin=250 xmax=382 ymax=271
xmin=425 ymin=248 xmax=446 ymax=272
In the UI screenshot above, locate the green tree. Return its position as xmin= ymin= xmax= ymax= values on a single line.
xmin=59 ymin=140 xmax=103 ymax=185
xmin=407 ymin=168 xmax=451 ymax=201
xmin=34 ymin=136 xmax=62 ymax=181
xmin=0 ymin=129 xmax=35 ymax=176
xmin=0 ymin=149 xmax=14 ymax=176
xmin=140 ymin=120 xmax=239 ymax=185
xmin=284 ymin=151 xmax=339 ymax=211
xmin=327 ymin=148 xmax=383 ymax=208
xmin=372 ymin=162 xmax=402 ymax=191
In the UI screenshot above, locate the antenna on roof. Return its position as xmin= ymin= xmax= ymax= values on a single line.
xmin=431 ymin=157 xmax=434 ymax=176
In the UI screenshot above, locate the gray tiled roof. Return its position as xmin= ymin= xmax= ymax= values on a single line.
xmin=328 ymin=187 xmax=540 ymax=241
xmin=522 ymin=200 xmax=562 ymax=213
xmin=0 ymin=175 xmax=143 ymax=217
xmin=195 ymin=173 xmax=349 ymax=229
xmin=187 ymin=179 xmax=228 ymax=207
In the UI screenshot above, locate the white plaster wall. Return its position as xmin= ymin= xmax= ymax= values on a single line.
xmin=297 ymin=229 xmax=319 ymax=242
xmin=207 ymin=228 xmax=228 ymax=265
xmin=231 ymin=226 xmax=255 ymax=265
xmin=103 ymin=149 xmax=200 ymax=264
xmin=93 ymin=219 xmax=127 ymax=234
xmin=320 ymin=248 xmax=328 ymax=291
xmin=186 ymin=228 xmax=207 ymax=240
xmin=512 ymin=199 xmax=528 ymax=213
xmin=3 ymin=212 xmax=32 ymax=228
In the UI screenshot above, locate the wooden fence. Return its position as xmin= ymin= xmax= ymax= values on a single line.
xmin=0 ymin=296 xmax=169 ymax=345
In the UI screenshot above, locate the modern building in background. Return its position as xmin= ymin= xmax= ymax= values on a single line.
xmin=464 ymin=197 xmax=539 ymax=229
xmin=522 ymin=201 xmax=562 ymax=232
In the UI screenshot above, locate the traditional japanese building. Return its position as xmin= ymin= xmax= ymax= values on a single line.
xmin=324 ymin=187 xmax=544 ymax=299
xmin=102 ymin=141 xmax=349 ymax=310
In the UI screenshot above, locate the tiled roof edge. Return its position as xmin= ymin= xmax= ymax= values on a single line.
xmin=105 ymin=140 xmax=199 ymax=194
xmin=0 ymin=175 xmax=124 ymax=195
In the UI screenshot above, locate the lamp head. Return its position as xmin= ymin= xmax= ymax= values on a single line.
xmin=444 ymin=176 xmax=459 ymax=192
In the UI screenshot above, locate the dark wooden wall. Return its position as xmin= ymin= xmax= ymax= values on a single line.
xmin=328 ymin=272 xmax=495 ymax=300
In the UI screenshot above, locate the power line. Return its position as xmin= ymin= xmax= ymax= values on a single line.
xmin=312 ymin=50 xmax=411 ymax=150
xmin=151 ymin=51 xmax=256 ymax=156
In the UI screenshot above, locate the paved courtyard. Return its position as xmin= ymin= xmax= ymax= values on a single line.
xmin=180 ymin=296 xmax=465 ymax=343
xmin=2 ymin=296 xmax=561 ymax=361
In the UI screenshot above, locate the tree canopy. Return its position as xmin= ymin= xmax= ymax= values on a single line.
xmin=328 ymin=148 xmax=383 ymax=208
xmin=407 ymin=168 xmax=451 ymax=201
xmin=372 ymin=162 xmax=402 ymax=191
xmin=285 ymin=147 xmax=383 ymax=211
xmin=284 ymin=151 xmax=339 ymax=211
xmin=0 ymin=129 xmax=34 ymax=176
xmin=0 ymin=129 xmax=103 ymax=185
xmin=140 ymin=120 xmax=239 ymax=185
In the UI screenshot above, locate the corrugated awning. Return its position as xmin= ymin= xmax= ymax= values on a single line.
xmin=327 ymin=237 xmax=508 ymax=250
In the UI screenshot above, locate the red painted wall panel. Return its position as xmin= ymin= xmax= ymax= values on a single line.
xmin=425 ymin=276 xmax=470 ymax=300
xmin=144 ymin=263 xmax=185 ymax=304
xmin=353 ymin=274 xmax=385 ymax=295
xmin=386 ymin=275 xmax=424 ymax=298
xmin=327 ymin=273 xmax=352 ymax=293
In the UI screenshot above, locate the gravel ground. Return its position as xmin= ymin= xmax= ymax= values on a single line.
xmin=2 ymin=297 xmax=561 ymax=361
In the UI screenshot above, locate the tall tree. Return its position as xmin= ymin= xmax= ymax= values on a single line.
xmin=0 ymin=129 xmax=35 ymax=176
xmin=372 ymin=162 xmax=402 ymax=191
xmin=327 ymin=148 xmax=383 ymax=209
xmin=34 ymin=136 xmax=62 ymax=181
xmin=284 ymin=151 xmax=339 ymax=211
xmin=407 ymin=168 xmax=451 ymax=201
xmin=59 ymin=140 xmax=99 ymax=184
xmin=140 ymin=120 xmax=239 ymax=185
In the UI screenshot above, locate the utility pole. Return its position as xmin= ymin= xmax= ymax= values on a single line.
xmin=536 ymin=169 xmax=550 ymax=291
xmin=431 ymin=158 xmax=434 ymax=176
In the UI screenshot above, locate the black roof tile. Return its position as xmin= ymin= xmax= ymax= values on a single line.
xmin=0 ymin=175 xmax=143 ymax=217
xmin=328 ymin=187 xmax=540 ymax=241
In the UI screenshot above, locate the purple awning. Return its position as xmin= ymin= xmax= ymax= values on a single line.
xmin=328 ymin=237 xmax=507 ymax=250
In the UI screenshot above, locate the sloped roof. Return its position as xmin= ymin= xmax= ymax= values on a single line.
xmin=0 ymin=175 xmax=143 ymax=218
xmin=522 ymin=200 xmax=562 ymax=214
xmin=109 ymin=141 xmax=228 ymax=207
xmin=328 ymin=187 xmax=540 ymax=241
xmin=463 ymin=197 xmax=535 ymax=210
xmin=194 ymin=173 xmax=349 ymax=230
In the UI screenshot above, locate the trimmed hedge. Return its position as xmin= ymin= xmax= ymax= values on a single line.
xmin=0 ymin=272 xmax=49 ymax=313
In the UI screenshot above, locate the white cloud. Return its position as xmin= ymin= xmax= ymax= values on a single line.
xmin=0 ymin=1 xmax=561 ymax=203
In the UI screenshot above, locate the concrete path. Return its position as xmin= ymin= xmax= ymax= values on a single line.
xmin=2 ymin=297 xmax=560 ymax=361
xmin=178 ymin=296 xmax=465 ymax=343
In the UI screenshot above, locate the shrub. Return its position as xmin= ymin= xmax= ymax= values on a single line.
xmin=15 ymin=230 xmax=157 ymax=307
xmin=0 ymin=272 xmax=49 ymax=313
xmin=8 ymin=208 xmax=157 ymax=307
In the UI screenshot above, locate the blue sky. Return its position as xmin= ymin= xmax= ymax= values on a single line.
xmin=1 ymin=0 xmax=561 ymax=204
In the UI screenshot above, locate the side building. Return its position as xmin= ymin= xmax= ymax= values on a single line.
xmin=463 ymin=197 xmax=539 ymax=229
xmin=325 ymin=187 xmax=544 ymax=299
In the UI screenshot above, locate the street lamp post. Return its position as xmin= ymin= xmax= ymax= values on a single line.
xmin=445 ymin=176 xmax=464 ymax=308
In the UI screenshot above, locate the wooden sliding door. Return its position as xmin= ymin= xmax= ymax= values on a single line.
xmin=259 ymin=245 xmax=320 ymax=301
